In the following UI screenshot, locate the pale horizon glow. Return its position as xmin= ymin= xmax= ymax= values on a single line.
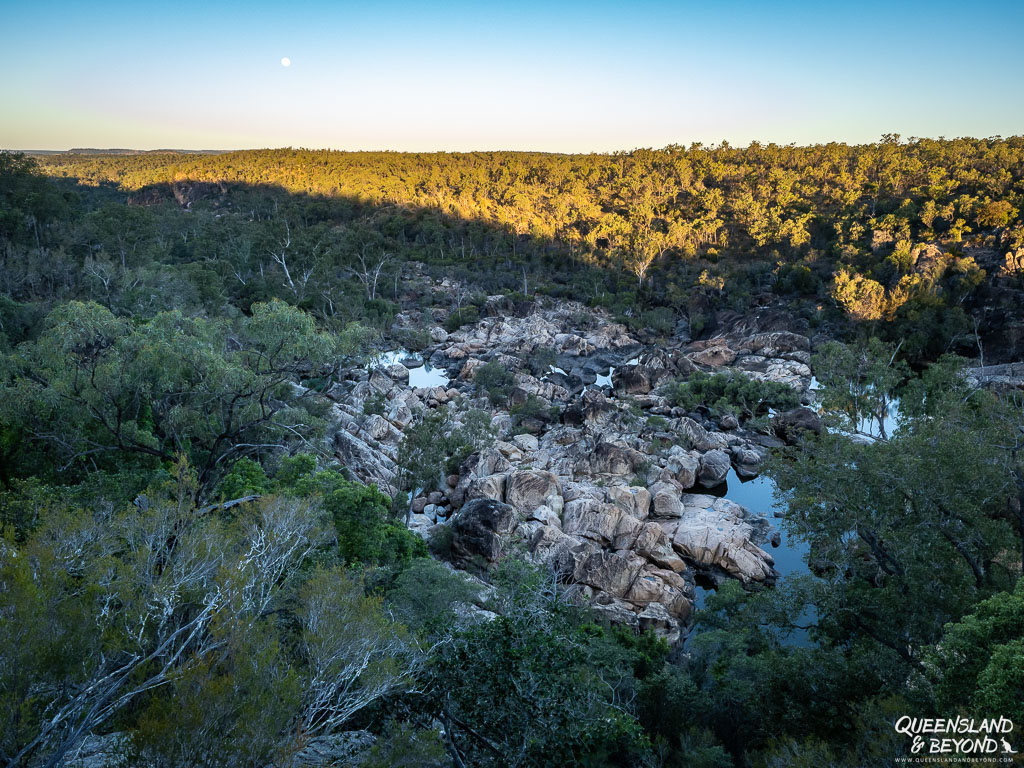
xmin=1 ymin=0 xmax=1023 ymax=153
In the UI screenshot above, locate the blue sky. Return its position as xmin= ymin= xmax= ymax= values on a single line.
xmin=1 ymin=0 xmax=1022 ymax=151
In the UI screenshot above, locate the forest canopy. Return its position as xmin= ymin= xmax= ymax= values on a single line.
xmin=2 ymin=136 xmax=1019 ymax=364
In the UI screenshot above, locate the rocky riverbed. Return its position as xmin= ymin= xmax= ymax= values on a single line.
xmin=324 ymin=296 xmax=822 ymax=643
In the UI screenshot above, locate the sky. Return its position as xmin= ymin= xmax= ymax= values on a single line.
xmin=1 ymin=0 xmax=1022 ymax=152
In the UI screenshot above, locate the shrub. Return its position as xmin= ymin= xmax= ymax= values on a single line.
xmin=295 ymin=469 xmax=425 ymax=566
xmin=394 ymin=326 xmax=432 ymax=352
xmin=510 ymin=394 xmax=558 ymax=424
xmin=361 ymin=723 xmax=448 ymax=768
xmin=427 ymin=523 xmax=455 ymax=560
xmin=445 ymin=305 xmax=479 ymax=332
xmin=397 ymin=407 xmax=495 ymax=496
xmin=567 ymin=311 xmax=598 ymax=330
xmin=662 ymin=371 xmax=800 ymax=420
xmin=216 ymin=457 xmax=270 ymax=499
xmin=387 ymin=557 xmax=482 ymax=632
xmin=775 ymin=263 xmax=819 ymax=295
xmin=274 ymin=453 xmax=317 ymax=488
xmin=473 ymin=361 xmax=516 ymax=406
xmin=526 ymin=346 xmax=559 ymax=376
xmin=363 ymin=298 xmax=397 ymax=328
xmin=363 ymin=390 xmax=387 ymax=416
xmin=642 ymin=307 xmax=677 ymax=336
xmin=646 ymin=414 xmax=668 ymax=430
xmin=624 ymin=306 xmax=676 ymax=336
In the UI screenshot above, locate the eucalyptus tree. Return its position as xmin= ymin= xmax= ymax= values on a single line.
xmin=0 ymin=299 xmax=368 ymax=490
xmin=770 ymin=348 xmax=1018 ymax=677
xmin=0 ymin=472 xmax=329 ymax=768
xmin=0 ymin=465 xmax=423 ymax=768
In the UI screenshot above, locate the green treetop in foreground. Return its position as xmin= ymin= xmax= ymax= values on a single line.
xmin=0 ymin=299 xmax=369 ymax=489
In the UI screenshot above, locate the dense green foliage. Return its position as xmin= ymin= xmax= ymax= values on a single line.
xmin=926 ymin=579 xmax=1024 ymax=727
xmin=0 ymin=298 xmax=361 ymax=488
xmin=657 ymin=351 xmax=1024 ymax=765
xmin=0 ymin=460 xmax=418 ymax=768
xmin=662 ymin=370 xmax=801 ymax=420
xmin=426 ymin=571 xmax=653 ymax=766
xmin=296 ymin=467 xmax=428 ymax=566
xmin=395 ymin=406 xmax=495 ymax=504
xmin=1 ymin=137 xmax=1022 ymax=363
xmin=473 ymin=360 xmax=517 ymax=405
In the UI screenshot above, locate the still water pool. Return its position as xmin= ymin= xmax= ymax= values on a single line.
xmin=692 ymin=468 xmax=809 ymax=608
xmin=374 ymin=350 xmax=451 ymax=388
xmin=688 ymin=468 xmax=816 ymax=646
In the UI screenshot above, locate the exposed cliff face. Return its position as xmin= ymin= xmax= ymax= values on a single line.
xmin=326 ymin=297 xmax=812 ymax=643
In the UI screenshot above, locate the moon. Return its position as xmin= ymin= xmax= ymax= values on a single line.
xmin=280 ymin=57 xmax=291 ymax=67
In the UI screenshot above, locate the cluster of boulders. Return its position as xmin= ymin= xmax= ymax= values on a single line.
xmin=438 ymin=306 xmax=638 ymax=361
xmin=409 ymin=490 xmax=455 ymax=533
xmin=966 ymin=361 xmax=1024 ymax=390
xmin=436 ymin=418 xmax=782 ymax=642
xmin=682 ymin=330 xmax=813 ymax=389
xmin=323 ymin=297 xmax=818 ymax=642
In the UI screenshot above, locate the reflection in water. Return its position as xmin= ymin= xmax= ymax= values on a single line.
xmin=690 ymin=398 xmax=907 ymax=643
xmin=692 ymin=468 xmax=809 ymax=609
xmin=689 ymin=468 xmax=815 ymax=647
xmin=811 ymin=381 xmax=902 ymax=442
xmin=724 ymin=470 xmax=808 ymax=580
xmin=374 ymin=350 xmax=451 ymax=388
xmin=855 ymin=399 xmax=902 ymax=440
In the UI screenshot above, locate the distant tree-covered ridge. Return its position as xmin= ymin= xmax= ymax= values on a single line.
xmin=2 ymin=137 xmax=1024 ymax=364
xmin=8 ymin=136 xmax=1022 ymax=362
